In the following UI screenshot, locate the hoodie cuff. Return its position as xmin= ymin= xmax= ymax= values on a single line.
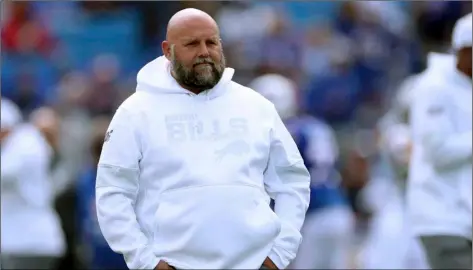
xmin=267 ymin=246 xmax=293 ymax=269
xmin=147 ymin=256 xmax=161 ymax=270
xmin=131 ymin=246 xmax=160 ymax=270
xmin=146 ymin=257 xmax=161 ymax=270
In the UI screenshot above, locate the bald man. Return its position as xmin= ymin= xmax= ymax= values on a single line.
xmin=95 ymin=8 xmax=310 ymax=270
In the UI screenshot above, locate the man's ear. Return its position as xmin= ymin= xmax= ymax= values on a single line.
xmin=162 ymin=41 xmax=171 ymax=60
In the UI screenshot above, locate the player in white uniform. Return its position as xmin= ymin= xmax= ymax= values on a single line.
xmin=357 ymin=52 xmax=454 ymax=269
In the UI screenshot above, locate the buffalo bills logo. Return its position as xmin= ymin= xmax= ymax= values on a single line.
xmin=214 ymin=140 xmax=250 ymax=161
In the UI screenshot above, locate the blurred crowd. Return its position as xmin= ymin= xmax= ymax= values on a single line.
xmin=1 ymin=1 xmax=471 ymax=269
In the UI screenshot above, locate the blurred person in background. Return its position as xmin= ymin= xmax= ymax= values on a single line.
xmin=85 ymin=54 xmax=125 ymax=117
xmin=95 ymin=8 xmax=310 ymax=270
xmin=357 ymin=50 xmax=455 ymax=270
xmin=303 ymin=38 xmax=371 ymax=196
xmin=53 ymin=71 xmax=94 ymax=192
xmin=358 ymin=130 xmax=428 ymax=269
xmin=1 ymin=2 xmax=56 ymax=57
xmin=76 ymin=116 xmax=128 ymax=270
xmin=408 ymin=13 xmax=472 ymax=269
xmin=301 ymin=23 xmax=338 ymax=80
xmin=334 ymin=1 xmax=414 ymax=123
xmin=1 ymin=2 xmax=61 ymax=114
xmin=251 ymin=74 xmax=355 ymax=269
xmin=359 ymin=108 xmax=428 ymax=269
xmin=30 ymin=107 xmax=61 ymax=173
xmin=334 ymin=2 xmax=392 ymax=99
xmin=252 ymin=8 xmax=303 ymax=82
xmin=1 ymin=99 xmax=65 ymax=269
xmin=30 ymin=106 xmax=83 ymax=270
xmin=304 ymin=37 xmax=361 ymax=127
xmin=380 ymin=53 xmax=455 ymax=142
xmin=215 ymin=2 xmax=277 ymax=83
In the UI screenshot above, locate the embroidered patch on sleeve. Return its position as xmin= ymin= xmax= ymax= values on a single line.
xmin=104 ymin=129 xmax=114 ymax=142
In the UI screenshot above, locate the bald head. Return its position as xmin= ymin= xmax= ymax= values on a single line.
xmin=166 ymin=8 xmax=218 ymax=41
xmin=162 ymin=8 xmax=226 ymax=93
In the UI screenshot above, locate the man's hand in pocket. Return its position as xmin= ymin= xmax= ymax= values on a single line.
xmin=262 ymin=257 xmax=278 ymax=269
xmin=155 ymin=260 xmax=174 ymax=270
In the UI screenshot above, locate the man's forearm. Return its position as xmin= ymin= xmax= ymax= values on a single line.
xmin=267 ymin=162 xmax=310 ymax=269
xmin=96 ymin=165 xmax=159 ymax=269
xmin=96 ymin=186 xmax=159 ymax=269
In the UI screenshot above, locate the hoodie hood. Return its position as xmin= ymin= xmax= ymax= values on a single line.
xmin=136 ymin=56 xmax=235 ymax=100
xmin=426 ymin=52 xmax=455 ymax=73
xmin=426 ymin=52 xmax=470 ymax=88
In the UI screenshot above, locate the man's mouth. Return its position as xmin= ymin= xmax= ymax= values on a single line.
xmin=194 ymin=62 xmax=213 ymax=67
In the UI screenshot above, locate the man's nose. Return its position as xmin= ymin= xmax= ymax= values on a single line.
xmin=197 ymin=42 xmax=210 ymax=58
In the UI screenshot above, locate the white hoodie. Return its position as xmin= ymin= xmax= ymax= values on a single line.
xmin=96 ymin=56 xmax=311 ymax=269
xmin=379 ymin=53 xmax=456 ymax=173
xmin=408 ymin=52 xmax=472 ymax=239
xmin=1 ymin=124 xmax=65 ymax=256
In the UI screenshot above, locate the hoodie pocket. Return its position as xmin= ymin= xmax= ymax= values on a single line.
xmin=151 ymin=185 xmax=281 ymax=267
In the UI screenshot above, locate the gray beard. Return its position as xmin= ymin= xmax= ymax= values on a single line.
xmin=170 ymin=52 xmax=226 ymax=91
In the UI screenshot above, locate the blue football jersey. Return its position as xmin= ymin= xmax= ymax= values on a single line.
xmin=284 ymin=115 xmax=349 ymax=213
